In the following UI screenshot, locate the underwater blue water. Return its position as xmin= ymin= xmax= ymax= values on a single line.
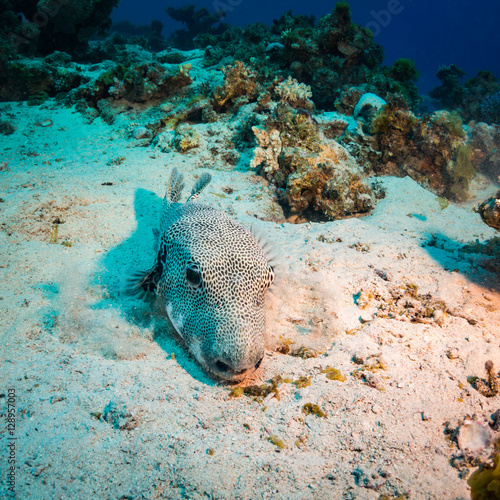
xmin=112 ymin=0 xmax=500 ymax=94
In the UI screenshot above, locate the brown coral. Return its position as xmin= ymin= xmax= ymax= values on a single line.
xmin=274 ymin=76 xmax=314 ymax=110
xmin=212 ymin=61 xmax=260 ymax=112
xmin=358 ymin=103 xmax=477 ymax=201
xmin=250 ymin=127 xmax=282 ymax=174
xmin=474 ymin=360 xmax=500 ymax=397
xmin=251 ymin=102 xmax=374 ymax=221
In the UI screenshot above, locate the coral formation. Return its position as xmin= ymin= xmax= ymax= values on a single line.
xmin=212 ymin=61 xmax=261 ymax=112
xmin=430 ymin=65 xmax=500 ymax=124
xmin=0 ymin=0 xmax=116 ymax=58
xmin=274 ymin=76 xmax=314 ymax=110
xmin=2 ymin=1 xmax=498 ymax=225
xmin=109 ymin=20 xmax=168 ymax=52
xmin=250 ymin=101 xmax=374 ymax=221
xmin=173 ymin=123 xmax=200 ymax=153
xmin=472 ymin=361 xmax=500 ymax=397
xmin=166 ymin=4 xmax=228 ymax=50
xmin=345 ymin=99 xmax=486 ymax=202
xmin=195 ymin=3 xmax=420 ymax=111
xmin=250 ymin=127 xmax=282 ymax=174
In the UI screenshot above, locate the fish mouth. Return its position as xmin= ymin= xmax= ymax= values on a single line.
xmin=211 ymin=355 xmax=265 ymax=381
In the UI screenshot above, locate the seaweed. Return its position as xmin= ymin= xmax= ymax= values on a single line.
xmin=49 ymin=223 xmax=59 ymax=244
xmin=267 ymin=435 xmax=285 ymax=449
xmin=276 ymin=336 xmax=322 ymax=358
xmin=302 ymin=403 xmax=327 ymax=418
xmin=229 ymin=386 xmax=244 ymax=398
xmin=276 ymin=336 xmax=296 ymax=355
xmin=321 ymin=366 xmax=346 ymax=382
xmin=471 ymin=361 xmax=499 ymax=398
xmin=293 ymin=376 xmax=312 ymax=388
xmin=230 ymin=375 xmax=286 ymax=402
xmin=293 ymin=346 xmax=322 ymax=359
xmin=468 ymin=440 xmax=500 ymax=500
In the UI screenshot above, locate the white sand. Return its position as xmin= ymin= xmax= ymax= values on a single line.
xmin=0 ymin=101 xmax=499 ymax=499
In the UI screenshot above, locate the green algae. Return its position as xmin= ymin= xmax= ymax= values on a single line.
xmin=437 ymin=197 xmax=449 ymax=210
xmin=49 ymin=223 xmax=58 ymax=244
xmin=230 ymin=375 xmax=285 ymax=402
xmin=293 ymin=376 xmax=312 ymax=389
xmin=267 ymin=435 xmax=285 ymax=449
xmin=302 ymin=403 xmax=327 ymax=418
xmin=321 ymin=366 xmax=346 ymax=382
xmin=468 ymin=442 xmax=500 ymax=500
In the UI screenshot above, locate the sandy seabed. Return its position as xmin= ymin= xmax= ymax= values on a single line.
xmin=0 ymin=101 xmax=499 ymax=499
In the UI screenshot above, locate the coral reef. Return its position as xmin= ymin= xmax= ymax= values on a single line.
xmin=166 ymin=4 xmax=228 ymax=50
xmin=251 ymin=102 xmax=374 ymax=221
xmin=274 ymin=76 xmax=314 ymax=110
xmin=109 ymin=20 xmax=168 ymax=52
xmin=173 ymin=123 xmax=200 ymax=153
xmin=194 ymin=3 xmax=420 ymax=111
xmin=212 ymin=61 xmax=261 ymax=112
xmin=430 ymin=65 xmax=500 ymax=124
xmin=0 ymin=0 xmax=116 ymax=58
xmin=250 ymin=128 xmax=282 ymax=174
xmin=2 ymin=1 xmax=497 ymax=225
xmin=346 ymin=98 xmax=489 ymax=202
xmin=469 ymin=123 xmax=500 ymax=181
xmin=429 ymin=65 xmax=467 ymax=110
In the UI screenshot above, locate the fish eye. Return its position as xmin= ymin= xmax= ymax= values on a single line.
xmin=185 ymin=262 xmax=202 ymax=288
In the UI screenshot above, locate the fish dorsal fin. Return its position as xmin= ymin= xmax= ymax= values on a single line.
xmin=160 ymin=167 xmax=185 ymax=232
xmin=166 ymin=167 xmax=185 ymax=203
xmin=187 ymin=172 xmax=212 ymax=203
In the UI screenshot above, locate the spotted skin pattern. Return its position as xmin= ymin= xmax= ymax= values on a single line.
xmin=134 ymin=168 xmax=274 ymax=381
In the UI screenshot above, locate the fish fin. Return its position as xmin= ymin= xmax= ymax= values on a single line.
xmin=121 ymin=266 xmax=161 ymax=301
xmin=165 ymin=167 xmax=185 ymax=203
xmin=250 ymin=223 xmax=283 ymax=285
xmin=187 ymin=172 xmax=212 ymax=202
xmin=160 ymin=168 xmax=185 ymax=231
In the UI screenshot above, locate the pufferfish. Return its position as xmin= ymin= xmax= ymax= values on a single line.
xmin=126 ymin=168 xmax=276 ymax=381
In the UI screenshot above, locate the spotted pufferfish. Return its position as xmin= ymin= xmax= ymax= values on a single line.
xmin=127 ymin=168 xmax=276 ymax=381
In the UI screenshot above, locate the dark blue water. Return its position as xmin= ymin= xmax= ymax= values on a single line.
xmin=112 ymin=0 xmax=500 ymax=94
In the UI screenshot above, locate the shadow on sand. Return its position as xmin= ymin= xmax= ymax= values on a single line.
xmin=421 ymin=232 xmax=499 ymax=291
xmin=95 ymin=188 xmax=218 ymax=386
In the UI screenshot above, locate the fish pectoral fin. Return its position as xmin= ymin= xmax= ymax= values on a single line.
xmin=122 ymin=266 xmax=160 ymax=301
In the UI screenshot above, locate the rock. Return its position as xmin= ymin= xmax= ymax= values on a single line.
xmin=457 ymin=421 xmax=491 ymax=453
xmin=353 ymin=93 xmax=386 ymax=122
xmin=265 ymin=42 xmax=285 ymax=52
xmin=352 ymin=353 xmax=365 ymax=365
xmin=491 ymin=409 xmax=500 ymax=431
xmin=102 ymin=401 xmax=139 ymax=431
xmin=173 ymin=123 xmax=199 ymax=152
xmin=360 ymin=312 xmax=373 ymax=323
xmin=433 ymin=309 xmax=446 ymax=326
xmin=131 ymin=126 xmax=152 ymax=140
xmin=44 ymin=51 xmax=72 ymax=66
xmin=352 ymin=466 xmax=388 ymax=489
